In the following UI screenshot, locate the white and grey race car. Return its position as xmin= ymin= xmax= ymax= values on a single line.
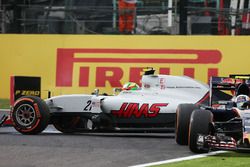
xmin=10 ymin=69 xmax=209 ymax=134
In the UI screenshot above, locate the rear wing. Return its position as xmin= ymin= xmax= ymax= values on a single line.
xmin=209 ymin=75 xmax=250 ymax=106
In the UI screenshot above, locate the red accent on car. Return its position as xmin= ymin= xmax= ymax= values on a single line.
xmin=111 ymin=103 xmax=168 ymax=118
xmin=196 ymin=92 xmax=209 ymax=105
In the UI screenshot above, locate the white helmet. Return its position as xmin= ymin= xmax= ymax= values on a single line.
xmin=235 ymin=95 xmax=249 ymax=109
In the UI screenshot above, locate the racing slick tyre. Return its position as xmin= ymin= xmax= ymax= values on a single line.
xmin=189 ymin=109 xmax=213 ymax=153
xmin=175 ymin=103 xmax=199 ymax=145
xmin=11 ymin=96 xmax=50 ymax=135
xmin=52 ymin=116 xmax=88 ymax=134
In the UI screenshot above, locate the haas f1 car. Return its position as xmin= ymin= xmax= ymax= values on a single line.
xmin=176 ymin=75 xmax=250 ymax=153
xmin=10 ymin=69 xmax=209 ymax=134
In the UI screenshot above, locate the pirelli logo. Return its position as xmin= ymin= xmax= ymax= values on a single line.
xmin=56 ymin=48 xmax=222 ymax=87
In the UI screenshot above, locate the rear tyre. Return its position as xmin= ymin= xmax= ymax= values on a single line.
xmin=175 ymin=103 xmax=199 ymax=145
xmin=189 ymin=109 xmax=213 ymax=153
xmin=53 ymin=116 xmax=88 ymax=133
xmin=11 ymin=96 xmax=50 ymax=135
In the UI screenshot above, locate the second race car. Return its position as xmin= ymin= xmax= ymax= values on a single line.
xmin=176 ymin=74 xmax=250 ymax=153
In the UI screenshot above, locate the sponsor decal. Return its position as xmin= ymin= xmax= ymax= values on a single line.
xmin=222 ymin=78 xmax=234 ymax=84
xmin=33 ymin=103 xmax=41 ymax=118
xmin=111 ymin=103 xmax=168 ymax=118
xmin=56 ymin=48 xmax=222 ymax=88
xmin=159 ymin=77 xmax=166 ymax=90
xmin=15 ymin=90 xmax=40 ymax=96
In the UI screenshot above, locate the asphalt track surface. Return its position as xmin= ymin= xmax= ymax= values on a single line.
xmin=0 ymin=125 xmax=195 ymax=167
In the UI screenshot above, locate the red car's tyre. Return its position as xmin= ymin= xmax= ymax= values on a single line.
xmin=175 ymin=103 xmax=199 ymax=145
xmin=11 ymin=96 xmax=50 ymax=135
xmin=189 ymin=109 xmax=213 ymax=153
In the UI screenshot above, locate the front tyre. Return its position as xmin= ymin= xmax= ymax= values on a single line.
xmin=11 ymin=96 xmax=50 ymax=135
xmin=189 ymin=109 xmax=213 ymax=153
xmin=175 ymin=103 xmax=199 ymax=145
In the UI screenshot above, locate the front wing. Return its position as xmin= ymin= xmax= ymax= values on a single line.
xmin=197 ymin=134 xmax=250 ymax=153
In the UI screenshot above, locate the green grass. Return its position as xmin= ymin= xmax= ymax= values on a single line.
xmin=0 ymin=99 xmax=10 ymax=109
xmin=153 ymin=152 xmax=250 ymax=167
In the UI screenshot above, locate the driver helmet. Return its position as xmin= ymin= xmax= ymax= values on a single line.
xmin=122 ymin=82 xmax=139 ymax=91
xmin=235 ymin=95 xmax=249 ymax=109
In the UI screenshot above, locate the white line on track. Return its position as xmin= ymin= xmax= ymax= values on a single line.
xmin=9 ymin=129 xmax=62 ymax=134
xmin=129 ymin=151 xmax=227 ymax=167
